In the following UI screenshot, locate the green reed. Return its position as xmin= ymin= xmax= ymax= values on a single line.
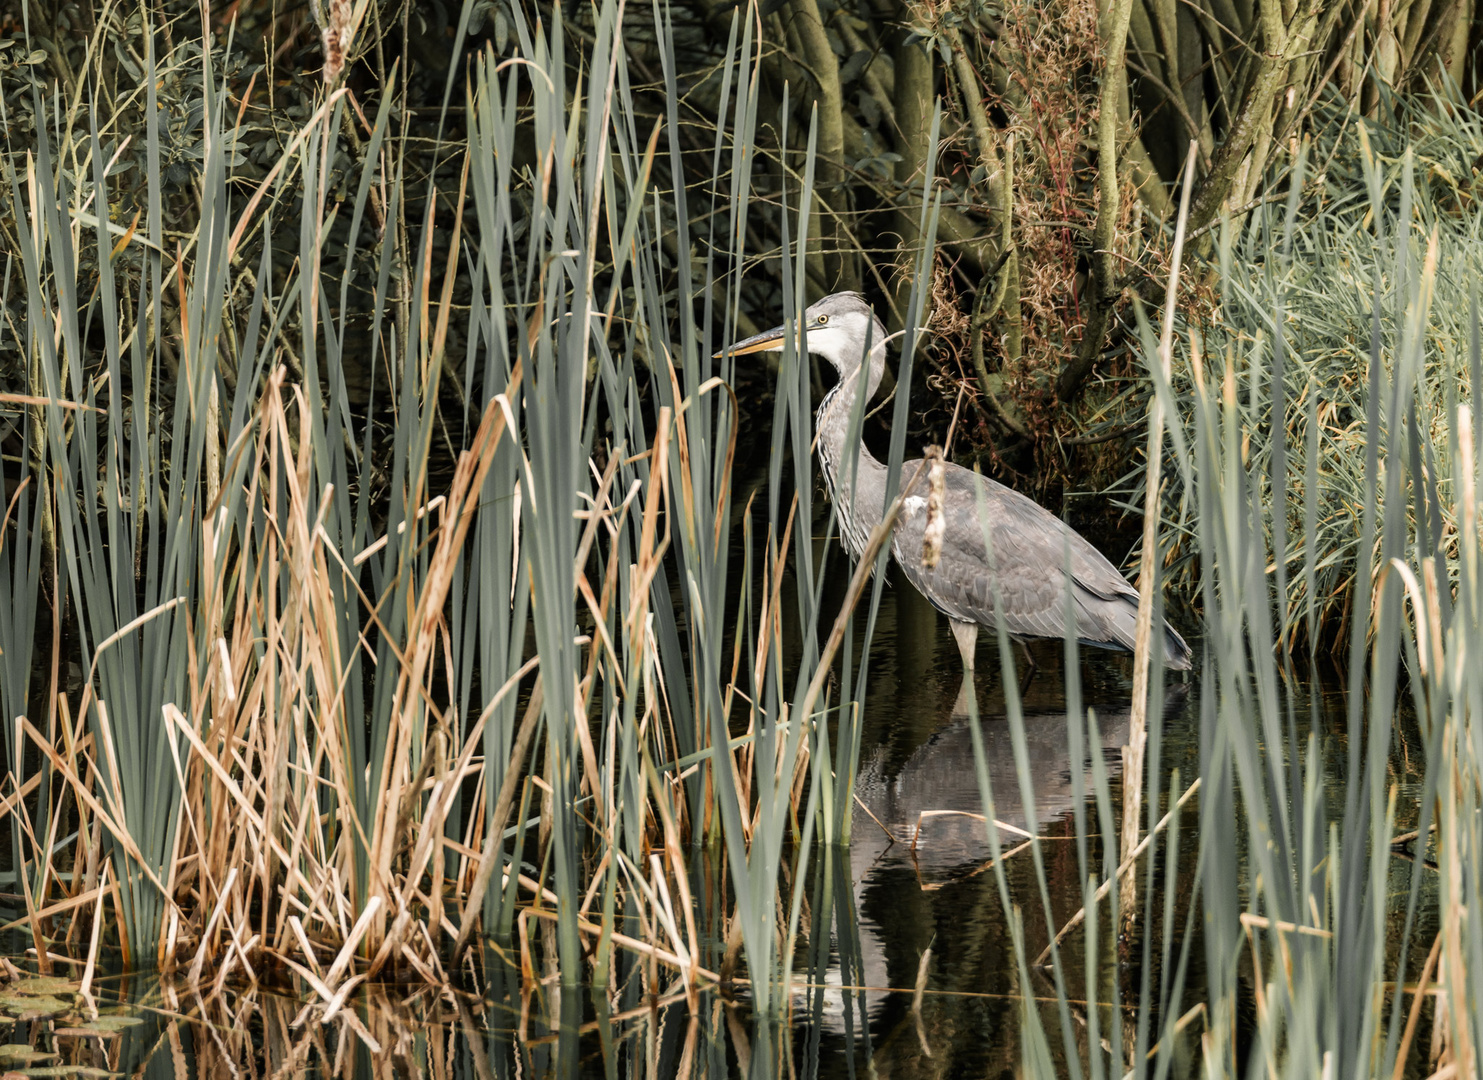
xmin=957 ymin=126 xmax=1483 ymax=1076
xmin=0 ymin=0 xmax=948 ymax=1011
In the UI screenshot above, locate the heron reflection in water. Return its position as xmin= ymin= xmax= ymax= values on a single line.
xmin=719 ymin=292 xmax=1191 ymax=681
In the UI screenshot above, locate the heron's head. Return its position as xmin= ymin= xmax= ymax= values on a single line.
xmin=717 ymin=292 xmax=887 ymax=375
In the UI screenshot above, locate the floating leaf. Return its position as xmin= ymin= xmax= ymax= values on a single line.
xmin=0 ymin=999 xmax=71 ymax=1022
xmin=51 ymin=1016 xmax=141 ymax=1036
xmin=0 ymin=1048 xmax=55 ymax=1065
xmin=5 ymin=981 xmax=77 ymax=999
xmin=79 ymin=1017 xmax=140 ymax=1031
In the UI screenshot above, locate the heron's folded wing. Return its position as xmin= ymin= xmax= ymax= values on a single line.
xmin=891 ymin=468 xmax=1141 ymax=637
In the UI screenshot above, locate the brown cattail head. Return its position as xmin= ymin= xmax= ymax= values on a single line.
xmin=922 ymin=446 xmax=946 ymax=570
xmin=320 ymin=0 xmax=353 ymax=86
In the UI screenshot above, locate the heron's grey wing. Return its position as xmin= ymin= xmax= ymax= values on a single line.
xmin=890 ymin=463 xmax=1141 ymax=648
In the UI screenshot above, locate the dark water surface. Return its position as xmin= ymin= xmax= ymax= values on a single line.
xmin=802 ymin=571 xmax=1202 ymax=1080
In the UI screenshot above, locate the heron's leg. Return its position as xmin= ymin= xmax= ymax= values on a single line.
xmin=951 ymin=677 xmax=972 ymax=718
xmin=1017 ymin=640 xmax=1038 ymax=695
xmin=950 ymin=620 xmax=978 ymax=671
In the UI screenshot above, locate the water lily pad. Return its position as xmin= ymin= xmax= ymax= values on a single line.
xmin=57 ymin=1017 xmax=140 ymax=1034
xmin=0 ymin=1047 xmax=55 ymax=1065
xmin=0 ymin=998 xmax=71 ymax=1022
xmin=3 ymin=982 xmax=75 ymax=1000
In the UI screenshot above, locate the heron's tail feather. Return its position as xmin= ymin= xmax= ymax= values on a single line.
xmin=1162 ymin=623 xmax=1193 ymax=671
xmin=1079 ymin=589 xmax=1192 ymax=670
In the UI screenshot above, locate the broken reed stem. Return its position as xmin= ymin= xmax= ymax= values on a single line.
xmin=78 ymin=859 xmax=110 ymax=1001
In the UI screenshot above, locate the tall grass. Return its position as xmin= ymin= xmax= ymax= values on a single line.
xmin=953 ymin=131 xmax=1483 ymax=1075
xmin=0 ymin=0 xmax=945 ymax=1012
xmin=1122 ymin=90 xmax=1483 ymax=652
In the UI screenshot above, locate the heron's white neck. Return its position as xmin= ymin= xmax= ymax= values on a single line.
xmin=815 ymin=342 xmax=889 ymax=560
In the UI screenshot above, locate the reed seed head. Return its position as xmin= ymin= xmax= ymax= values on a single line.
xmin=922 ymin=446 xmax=946 ymax=570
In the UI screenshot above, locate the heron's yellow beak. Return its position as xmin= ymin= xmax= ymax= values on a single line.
xmin=713 ymin=323 xmax=794 ymax=359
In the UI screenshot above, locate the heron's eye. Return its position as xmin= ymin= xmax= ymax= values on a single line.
xmin=817 ymin=314 xmax=829 ymax=325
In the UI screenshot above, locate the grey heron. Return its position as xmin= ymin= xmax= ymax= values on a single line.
xmin=721 ymin=292 xmax=1192 ymax=676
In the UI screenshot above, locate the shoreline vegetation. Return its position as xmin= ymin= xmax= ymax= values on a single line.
xmin=0 ymin=0 xmax=944 ymax=1011
xmin=0 ymin=0 xmax=1481 ymax=1076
